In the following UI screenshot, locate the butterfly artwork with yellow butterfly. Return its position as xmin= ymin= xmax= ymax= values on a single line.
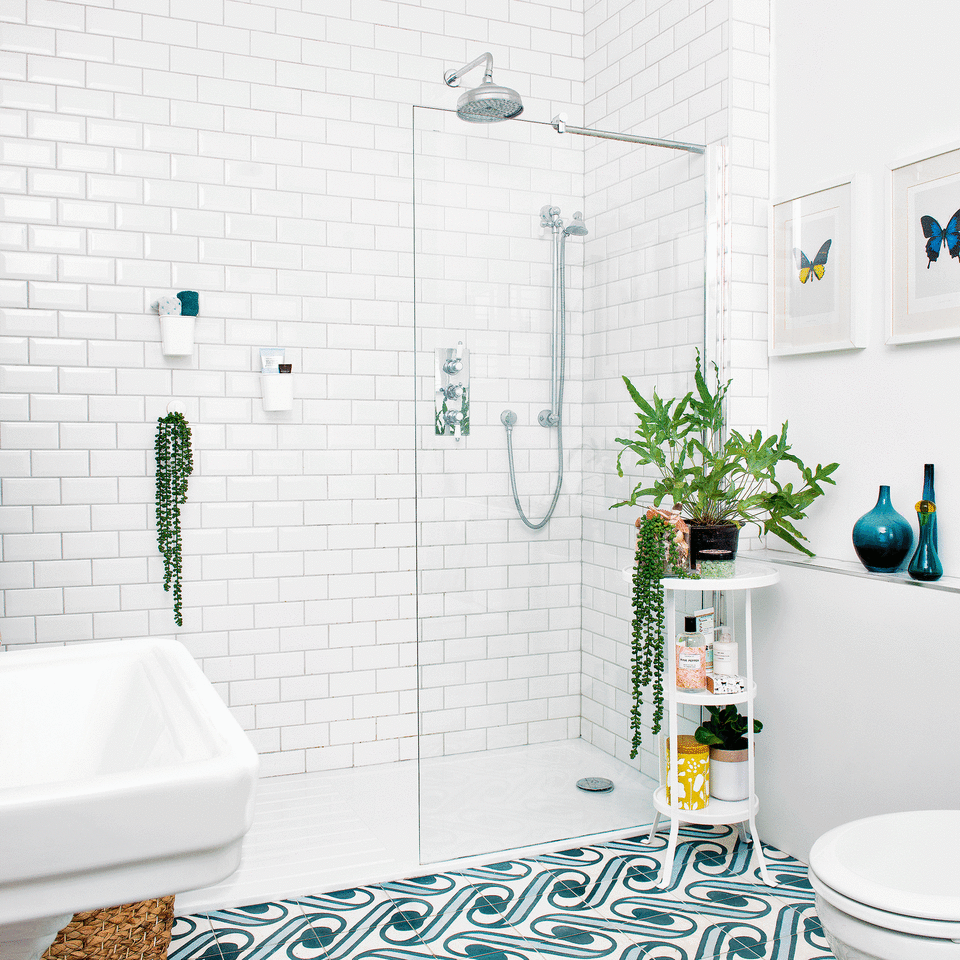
xmin=792 ymin=239 xmax=832 ymax=284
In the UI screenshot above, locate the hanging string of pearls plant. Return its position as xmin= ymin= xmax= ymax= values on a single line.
xmin=629 ymin=512 xmax=694 ymax=760
xmin=155 ymin=411 xmax=194 ymax=626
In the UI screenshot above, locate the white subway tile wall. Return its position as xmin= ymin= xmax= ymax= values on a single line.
xmin=579 ymin=0 xmax=770 ymax=779
xmin=413 ymin=110 xmax=586 ymax=756
xmin=1 ymin=0 xmax=768 ymax=778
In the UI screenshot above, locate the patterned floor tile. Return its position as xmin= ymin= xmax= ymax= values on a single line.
xmin=203 ymin=900 xmax=333 ymax=960
xmin=531 ymin=907 xmax=704 ymax=960
xmin=416 ymin=919 xmax=552 ymax=960
xmin=293 ymin=893 xmax=442 ymax=960
xmin=169 ymin=913 xmax=221 ymax=960
xmin=380 ymin=872 xmax=513 ymax=922
xmin=521 ymin=922 xmax=647 ymax=960
xmin=294 ymin=885 xmax=418 ymax=933
xmin=711 ymin=930 xmax=835 ymax=960
xmin=177 ymin=834 xmax=835 ymax=960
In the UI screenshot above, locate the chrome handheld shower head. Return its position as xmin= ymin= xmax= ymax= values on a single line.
xmin=443 ymin=52 xmax=523 ymax=123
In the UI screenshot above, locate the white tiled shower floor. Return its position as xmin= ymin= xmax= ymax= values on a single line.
xmin=176 ymin=739 xmax=656 ymax=916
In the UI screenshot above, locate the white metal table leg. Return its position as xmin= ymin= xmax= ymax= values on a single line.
xmin=744 ymin=587 xmax=774 ymax=886
xmin=658 ymin=815 xmax=680 ymax=888
xmin=644 ymin=811 xmax=662 ymax=844
xmin=749 ymin=810 xmax=773 ymax=885
xmin=658 ymin=589 xmax=680 ymax=888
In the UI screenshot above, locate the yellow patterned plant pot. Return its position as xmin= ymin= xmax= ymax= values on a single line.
xmin=665 ymin=735 xmax=710 ymax=809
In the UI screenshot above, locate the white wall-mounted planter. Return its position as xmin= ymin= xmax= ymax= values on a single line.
xmin=160 ymin=316 xmax=196 ymax=357
xmin=261 ymin=374 xmax=293 ymax=411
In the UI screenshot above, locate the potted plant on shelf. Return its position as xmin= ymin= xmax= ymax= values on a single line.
xmin=615 ymin=354 xmax=837 ymax=764
xmin=612 ymin=354 xmax=839 ymax=565
xmin=695 ymin=704 xmax=761 ymax=802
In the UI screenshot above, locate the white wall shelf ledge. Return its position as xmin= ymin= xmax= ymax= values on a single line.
xmin=743 ymin=549 xmax=960 ymax=595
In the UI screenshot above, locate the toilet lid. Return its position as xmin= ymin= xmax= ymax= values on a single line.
xmin=809 ymin=810 xmax=960 ymax=922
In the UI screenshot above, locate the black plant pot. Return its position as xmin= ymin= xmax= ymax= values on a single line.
xmin=687 ymin=523 xmax=740 ymax=570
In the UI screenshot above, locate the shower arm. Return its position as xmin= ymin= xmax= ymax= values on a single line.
xmin=551 ymin=114 xmax=705 ymax=155
xmin=444 ymin=52 xmax=494 ymax=88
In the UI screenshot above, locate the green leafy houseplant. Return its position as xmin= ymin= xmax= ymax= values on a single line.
xmin=155 ymin=412 xmax=194 ymax=626
xmin=613 ymin=355 xmax=839 ymax=556
xmin=694 ymin=704 xmax=761 ymax=751
xmin=628 ymin=512 xmax=696 ymax=759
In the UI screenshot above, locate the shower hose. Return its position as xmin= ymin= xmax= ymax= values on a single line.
xmin=502 ymin=231 xmax=567 ymax=530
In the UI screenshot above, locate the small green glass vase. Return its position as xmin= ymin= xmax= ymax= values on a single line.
xmin=908 ymin=500 xmax=942 ymax=582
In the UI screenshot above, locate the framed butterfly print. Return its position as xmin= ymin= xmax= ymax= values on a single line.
xmin=890 ymin=144 xmax=960 ymax=344
xmin=771 ymin=178 xmax=860 ymax=355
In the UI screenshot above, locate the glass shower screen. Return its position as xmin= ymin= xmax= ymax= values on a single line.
xmin=412 ymin=105 xmax=711 ymax=865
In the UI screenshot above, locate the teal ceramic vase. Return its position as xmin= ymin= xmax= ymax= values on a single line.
xmin=852 ymin=485 xmax=913 ymax=573
xmin=922 ymin=463 xmax=937 ymax=552
xmin=908 ymin=500 xmax=942 ymax=581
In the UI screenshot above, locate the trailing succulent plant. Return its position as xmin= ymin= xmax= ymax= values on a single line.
xmin=629 ymin=512 xmax=695 ymax=760
xmin=155 ymin=412 xmax=194 ymax=626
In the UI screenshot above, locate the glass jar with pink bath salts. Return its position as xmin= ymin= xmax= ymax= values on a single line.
xmin=676 ymin=615 xmax=706 ymax=690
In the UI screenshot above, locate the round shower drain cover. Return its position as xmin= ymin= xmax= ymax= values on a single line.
xmin=576 ymin=777 xmax=614 ymax=792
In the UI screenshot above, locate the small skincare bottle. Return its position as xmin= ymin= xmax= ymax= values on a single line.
xmin=713 ymin=627 xmax=738 ymax=678
xmin=677 ymin=615 xmax=706 ymax=691
xmin=696 ymin=607 xmax=715 ymax=675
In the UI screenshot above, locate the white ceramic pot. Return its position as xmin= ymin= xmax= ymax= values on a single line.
xmin=709 ymin=746 xmax=749 ymax=801
xmin=160 ymin=316 xmax=195 ymax=357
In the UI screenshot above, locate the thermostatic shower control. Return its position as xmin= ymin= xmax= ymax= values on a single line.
xmin=435 ymin=342 xmax=469 ymax=441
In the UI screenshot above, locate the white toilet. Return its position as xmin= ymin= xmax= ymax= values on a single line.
xmin=808 ymin=810 xmax=960 ymax=960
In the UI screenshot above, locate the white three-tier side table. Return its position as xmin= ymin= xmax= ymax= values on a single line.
xmin=644 ymin=558 xmax=780 ymax=888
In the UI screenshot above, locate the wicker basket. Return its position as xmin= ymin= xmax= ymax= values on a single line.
xmin=42 ymin=897 xmax=175 ymax=960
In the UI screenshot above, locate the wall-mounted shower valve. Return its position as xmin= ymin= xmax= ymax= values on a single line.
xmin=442 ymin=383 xmax=463 ymax=401
xmin=444 ymin=410 xmax=464 ymax=441
xmin=435 ymin=342 xmax=469 ymax=442
xmin=442 ymin=340 xmax=464 ymax=375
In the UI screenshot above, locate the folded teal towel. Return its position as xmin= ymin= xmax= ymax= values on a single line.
xmin=177 ymin=290 xmax=199 ymax=316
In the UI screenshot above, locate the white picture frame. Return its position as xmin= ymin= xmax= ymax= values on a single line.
xmin=770 ymin=177 xmax=861 ymax=356
xmin=890 ymin=144 xmax=960 ymax=345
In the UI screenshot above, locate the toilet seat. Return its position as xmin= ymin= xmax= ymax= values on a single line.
xmin=809 ymin=810 xmax=960 ymax=941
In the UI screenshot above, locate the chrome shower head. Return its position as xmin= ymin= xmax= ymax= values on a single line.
xmin=455 ymin=80 xmax=523 ymax=122
xmin=563 ymin=212 xmax=588 ymax=237
xmin=443 ymin=52 xmax=523 ymax=123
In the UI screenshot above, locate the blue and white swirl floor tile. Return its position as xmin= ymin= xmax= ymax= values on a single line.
xmin=170 ymin=826 xmax=834 ymax=960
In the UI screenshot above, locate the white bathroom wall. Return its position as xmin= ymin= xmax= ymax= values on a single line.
xmin=0 ymin=0 xmax=587 ymax=776
xmin=579 ymin=0 xmax=771 ymax=778
xmin=768 ymin=0 xmax=960 ymax=566
xmin=754 ymin=0 xmax=960 ymax=860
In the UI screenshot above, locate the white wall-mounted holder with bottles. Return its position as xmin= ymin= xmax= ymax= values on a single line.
xmin=644 ymin=558 xmax=780 ymax=888
xmin=260 ymin=348 xmax=293 ymax=411
xmin=435 ymin=341 xmax=469 ymax=441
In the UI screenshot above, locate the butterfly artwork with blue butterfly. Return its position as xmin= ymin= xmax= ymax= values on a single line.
xmin=920 ymin=209 xmax=960 ymax=267
xmin=792 ymin=239 xmax=832 ymax=284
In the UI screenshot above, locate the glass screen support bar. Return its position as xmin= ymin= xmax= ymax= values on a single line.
xmin=551 ymin=114 xmax=706 ymax=155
